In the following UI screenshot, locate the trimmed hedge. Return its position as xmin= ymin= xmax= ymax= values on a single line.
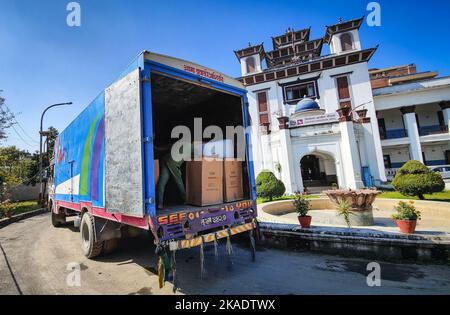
xmin=256 ymin=170 xmax=286 ymax=201
xmin=392 ymin=160 xmax=445 ymax=200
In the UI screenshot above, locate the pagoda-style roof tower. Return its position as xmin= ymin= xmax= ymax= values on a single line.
xmin=234 ymin=17 xmax=377 ymax=86
xmin=234 ymin=43 xmax=265 ymax=61
xmin=271 ymin=27 xmax=310 ymax=49
xmin=266 ymin=38 xmax=324 ymax=68
xmin=324 ymin=17 xmax=364 ymax=44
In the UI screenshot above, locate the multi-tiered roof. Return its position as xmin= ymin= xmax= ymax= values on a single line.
xmin=234 ymin=17 xmax=377 ymax=86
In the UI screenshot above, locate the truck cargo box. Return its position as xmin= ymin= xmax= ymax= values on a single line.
xmin=51 ymin=51 xmax=257 ymax=244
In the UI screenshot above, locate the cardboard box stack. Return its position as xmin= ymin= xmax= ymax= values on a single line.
xmin=186 ymin=158 xmax=223 ymax=206
xmin=186 ymin=140 xmax=244 ymax=206
xmin=223 ymin=158 xmax=243 ymax=202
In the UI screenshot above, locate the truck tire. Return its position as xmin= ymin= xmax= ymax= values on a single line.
xmin=51 ymin=205 xmax=65 ymax=227
xmin=102 ymin=238 xmax=119 ymax=255
xmin=51 ymin=211 xmax=61 ymax=227
xmin=80 ymin=212 xmax=103 ymax=258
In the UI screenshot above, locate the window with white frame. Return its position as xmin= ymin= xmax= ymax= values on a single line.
xmin=284 ymin=81 xmax=316 ymax=102
xmin=335 ymin=75 xmax=353 ymax=108
xmin=246 ymin=56 xmax=256 ymax=74
xmin=256 ymin=91 xmax=270 ymax=125
xmin=340 ymin=33 xmax=354 ymax=52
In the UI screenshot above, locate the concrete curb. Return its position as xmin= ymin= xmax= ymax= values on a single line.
xmin=0 ymin=208 xmax=49 ymax=229
xmin=259 ymin=222 xmax=450 ymax=263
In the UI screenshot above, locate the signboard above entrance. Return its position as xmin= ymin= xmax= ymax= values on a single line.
xmin=289 ymin=112 xmax=339 ymax=128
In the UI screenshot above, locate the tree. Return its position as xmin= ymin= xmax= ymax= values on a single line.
xmin=43 ymin=126 xmax=59 ymax=168
xmin=25 ymin=126 xmax=58 ymax=185
xmin=0 ymin=146 xmax=33 ymax=188
xmin=0 ymin=92 xmax=15 ymax=141
xmin=392 ymin=160 xmax=445 ymax=200
xmin=256 ymin=170 xmax=285 ymax=201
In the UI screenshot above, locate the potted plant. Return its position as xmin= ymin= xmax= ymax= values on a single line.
xmin=337 ymin=199 xmax=353 ymax=228
xmin=392 ymin=201 xmax=421 ymax=234
xmin=293 ymin=194 xmax=311 ymax=228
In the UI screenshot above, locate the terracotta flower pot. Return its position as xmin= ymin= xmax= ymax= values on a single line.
xmin=395 ymin=219 xmax=417 ymax=234
xmin=298 ymin=216 xmax=312 ymax=228
xmin=5 ymin=211 xmax=13 ymax=219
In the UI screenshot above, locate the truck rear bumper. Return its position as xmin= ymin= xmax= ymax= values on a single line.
xmin=168 ymin=221 xmax=256 ymax=251
xmin=154 ymin=200 xmax=257 ymax=242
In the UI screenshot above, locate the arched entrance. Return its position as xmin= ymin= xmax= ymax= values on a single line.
xmin=300 ymin=153 xmax=338 ymax=189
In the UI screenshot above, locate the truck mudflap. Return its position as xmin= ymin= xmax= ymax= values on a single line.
xmin=158 ymin=220 xmax=258 ymax=291
xmin=168 ymin=221 xmax=256 ymax=251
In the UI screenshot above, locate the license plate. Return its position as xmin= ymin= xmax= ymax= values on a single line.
xmin=201 ymin=214 xmax=227 ymax=227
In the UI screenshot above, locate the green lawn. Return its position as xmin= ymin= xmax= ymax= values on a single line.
xmin=257 ymin=194 xmax=320 ymax=205
xmin=378 ymin=190 xmax=450 ymax=202
xmin=256 ymin=190 xmax=450 ymax=205
xmin=0 ymin=200 xmax=42 ymax=219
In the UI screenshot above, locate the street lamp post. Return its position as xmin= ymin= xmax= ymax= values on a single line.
xmin=39 ymin=102 xmax=72 ymax=205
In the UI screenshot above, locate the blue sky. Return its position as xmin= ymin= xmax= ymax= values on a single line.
xmin=1 ymin=0 xmax=450 ymax=152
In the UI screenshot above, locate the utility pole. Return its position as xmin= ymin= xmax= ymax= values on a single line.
xmin=39 ymin=102 xmax=72 ymax=205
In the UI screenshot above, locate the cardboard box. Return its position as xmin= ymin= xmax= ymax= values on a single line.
xmin=223 ymin=159 xmax=244 ymax=202
xmin=186 ymin=159 xmax=223 ymax=206
xmin=154 ymin=160 xmax=160 ymax=186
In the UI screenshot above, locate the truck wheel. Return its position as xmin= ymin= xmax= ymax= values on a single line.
xmin=51 ymin=211 xmax=61 ymax=227
xmin=80 ymin=212 xmax=103 ymax=258
xmin=51 ymin=206 xmax=65 ymax=227
xmin=102 ymin=239 xmax=119 ymax=255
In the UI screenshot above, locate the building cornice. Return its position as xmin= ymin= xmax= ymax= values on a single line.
xmin=237 ymin=47 xmax=377 ymax=86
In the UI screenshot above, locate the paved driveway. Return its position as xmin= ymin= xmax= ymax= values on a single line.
xmin=1 ymin=213 xmax=449 ymax=295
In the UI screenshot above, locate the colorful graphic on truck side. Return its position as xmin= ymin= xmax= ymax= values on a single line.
xmin=54 ymin=93 xmax=105 ymax=208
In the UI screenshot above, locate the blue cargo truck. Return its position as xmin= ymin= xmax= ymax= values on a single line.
xmin=49 ymin=51 xmax=258 ymax=267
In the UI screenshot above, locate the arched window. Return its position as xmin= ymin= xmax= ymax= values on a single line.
xmin=340 ymin=33 xmax=353 ymax=52
xmin=246 ymin=56 xmax=256 ymax=74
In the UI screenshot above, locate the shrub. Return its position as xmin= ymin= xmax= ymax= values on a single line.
xmin=293 ymin=194 xmax=310 ymax=217
xmin=392 ymin=160 xmax=445 ymax=200
xmin=256 ymin=170 xmax=285 ymax=201
xmin=0 ymin=199 xmax=17 ymax=219
xmin=392 ymin=201 xmax=421 ymax=221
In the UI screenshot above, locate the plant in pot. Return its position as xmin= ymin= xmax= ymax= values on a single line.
xmin=392 ymin=201 xmax=421 ymax=234
xmin=337 ymin=199 xmax=353 ymax=228
xmin=293 ymin=194 xmax=311 ymax=228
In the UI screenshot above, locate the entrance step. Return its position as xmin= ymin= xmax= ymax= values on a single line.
xmin=305 ymin=186 xmax=330 ymax=194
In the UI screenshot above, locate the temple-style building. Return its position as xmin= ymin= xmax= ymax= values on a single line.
xmin=234 ymin=17 xmax=386 ymax=194
xmin=234 ymin=17 xmax=450 ymax=193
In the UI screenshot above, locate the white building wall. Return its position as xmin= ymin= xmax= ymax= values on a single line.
xmin=416 ymin=104 xmax=441 ymax=127
xmin=422 ymin=144 xmax=449 ymax=164
xmin=290 ymin=129 xmax=345 ymax=192
xmin=317 ymin=62 xmax=386 ymax=181
xmin=329 ymin=29 xmax=362 ymax=54
xmin=378 ymin=109 xmax=405 ymax=130
xmin=240 ymin=55 xmax=263 ymax=76
xmin=246 ymin=61 xmax=387 ymax=188
xmin=383 ymin=147 xmax=411 ymax=168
